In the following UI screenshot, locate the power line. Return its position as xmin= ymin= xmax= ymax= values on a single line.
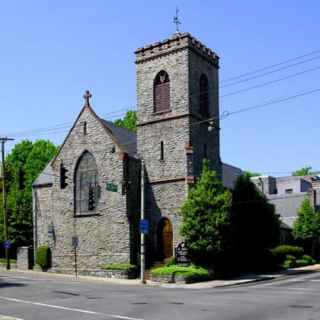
xmin=221 ymin=65 xmax=320 ymax=98
xmin=4 ymin=109 xmax=132 ymax=138
xmin=220 ymin=55 xmax=320 ymax=88
xmin=221 ymin=49 xmax=320 ymax=83
xmin=222 ymin=87 xmax=320 ymax=118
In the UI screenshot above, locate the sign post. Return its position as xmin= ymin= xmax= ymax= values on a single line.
xmin=72 ymin=236 xmax=79 ymax=279
xmin=140 ymin=159 xmax=146 ymax=284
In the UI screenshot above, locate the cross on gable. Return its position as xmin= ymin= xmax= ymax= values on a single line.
xmin=83 ymin=90 xmax=92 ymax=107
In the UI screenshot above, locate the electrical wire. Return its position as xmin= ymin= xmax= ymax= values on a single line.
xmin=221 ymin=49 xmax=320 ymax=83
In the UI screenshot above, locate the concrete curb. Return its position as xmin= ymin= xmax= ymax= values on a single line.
xmin=147 ymin=264 xmax=320 ymax=289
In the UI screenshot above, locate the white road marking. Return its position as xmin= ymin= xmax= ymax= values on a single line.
xmin=0 ymin=296 xmax=143 ymax=320
xmin=0 ymin=316 xmax=24 ymax=320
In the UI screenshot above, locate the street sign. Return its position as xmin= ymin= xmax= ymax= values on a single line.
xmin=3 ymin=240 xmax=11 ymax=249
xmin=72 ymin=236 xmax=79 ymax=249
xmin=106 ymin=182 xmax=118 ymax=192
xmin=139 ymin=219 xmax=149 ymax=234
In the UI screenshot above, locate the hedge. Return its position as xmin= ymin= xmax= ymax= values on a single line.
xmin=271 ymin=245 xmax=304 ymax=263
xmin=151 ymin=264 xmax=209 ymax=281
xmin=36 ymin=246 xmax=51 ymax=270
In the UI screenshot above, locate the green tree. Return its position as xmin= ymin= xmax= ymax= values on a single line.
xmin=0 ymin=140 xmax=57 ymax=247
xmin=114 ymin=110 xmax=137 ymax=132
xmin=293 ymin=198 xmax=320 ymax=257
xmin=180 ymin=160 xmax=232 ymax=266
xmin=292 ymin=166 xmax=313 ymax=176
xmin=243 ymin=171 xmax=261 ymax=178
xmin=231 ymin=174 xmax=280 ymax=271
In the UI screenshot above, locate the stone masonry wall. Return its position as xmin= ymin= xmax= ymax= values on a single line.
xmin=136 ymin=33 xmax=221 ymax=262
xmin=36 ymin=107 xmax=137 ymax=273
xmin=189 ymin=49 xmax=221 ymax=177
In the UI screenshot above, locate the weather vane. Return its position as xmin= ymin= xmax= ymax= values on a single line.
xmin=173 ymin=7 xmax=181 ymax=33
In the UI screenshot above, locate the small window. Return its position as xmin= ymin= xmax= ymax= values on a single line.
xmin=154 ymin=71 xmax=170 ymax=113
xmin=160 ymin=141 xmax=164 ymax=161
xmin=83 ymin=121 xmax=87 ymax=135
xmin=285 ymin=188 xmax=293 ymax=194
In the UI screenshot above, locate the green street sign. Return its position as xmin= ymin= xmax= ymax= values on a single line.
xmin=106 ymin=182 xmax=118 ymax=192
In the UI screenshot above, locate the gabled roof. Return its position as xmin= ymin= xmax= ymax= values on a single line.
xmin=100 ymin=119 xmax=137 ymax=157
xmin=33 ymin=104 xmax=138 ymax=188
xmin=51 ymin=103 xmax=137 ymax=165
xmin=33 ymin=162 xmax=54 ymax=187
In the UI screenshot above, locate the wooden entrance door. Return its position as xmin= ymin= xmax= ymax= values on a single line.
xmin=157 ymin=218 xmax=173 ymax=260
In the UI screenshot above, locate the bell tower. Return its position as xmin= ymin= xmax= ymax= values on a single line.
xmin=135 ymin=32 xmax=221 ymax=257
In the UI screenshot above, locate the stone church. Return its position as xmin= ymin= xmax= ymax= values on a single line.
xmin=33 ymin=32 xmax=241 ymax=274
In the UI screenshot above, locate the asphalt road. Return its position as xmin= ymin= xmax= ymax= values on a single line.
xmin=0 ymin=271 xmax=320 ymax=320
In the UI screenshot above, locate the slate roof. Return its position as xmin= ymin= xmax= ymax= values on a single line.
xmin=100 ymin=119 xmax=137 ymax=157
xmin=33 ymin=162 xmax=54 ymax=187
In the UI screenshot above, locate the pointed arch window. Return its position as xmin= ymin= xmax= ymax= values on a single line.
xmin=199 ymin=74 xmax=209 ymax=117
xmin=154 ymin=70 xmax=170 ymax=113
xmin=75 ymin=151 xmax=100 ymax=215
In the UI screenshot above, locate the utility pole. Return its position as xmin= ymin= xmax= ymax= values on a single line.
xmin=1 ymin=137 xmax=14 ymax=270
xmin=140 ymin=159 xmax=146 ymax=284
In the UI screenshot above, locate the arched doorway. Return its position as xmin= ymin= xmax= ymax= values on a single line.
xmin=157 ymin=218 xmax=173 ymax=261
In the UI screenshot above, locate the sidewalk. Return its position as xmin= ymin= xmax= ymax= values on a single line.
xmin=2 ymin=264 xmax=320 ymax=289
xmin=0 ymin=268 xmax=143 ymax=286
xmin=147 ymin=264 xmax=320 ymax=289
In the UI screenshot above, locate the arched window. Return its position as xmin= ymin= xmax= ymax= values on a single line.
xmin=75 ymin=151 xmax=99 ymax=214
xmin=154 ymin=70 xmax=170 ymax=113
xmin=199 ymin=74 xmax=209 ymax=117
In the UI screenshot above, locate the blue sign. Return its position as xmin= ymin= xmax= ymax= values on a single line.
xmin=3 ymin=240 xmax=11 ymax=249
xmin=139 ymin=219 xmax=149 ymax=234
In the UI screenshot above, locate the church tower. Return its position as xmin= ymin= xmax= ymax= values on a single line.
xmin=135 ymin=32 xmax=221 ymax=262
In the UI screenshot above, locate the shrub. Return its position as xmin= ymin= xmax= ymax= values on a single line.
xmin=151 ymin=264 xmax=210 ymax=282
xmin=36 ymin=246 xmax=51 ymax=270
xmin=283 ymin=255 xmax=297 ymax=269
xmin=99 ymin=263 xmax=136 ymax=272
xmin=282 ymin=254 xmax=316 ymax=269
xmin=295 ymin=255 xmax=316 ymax=267
xmin=271 ymin=245 xmax=304 ymax=264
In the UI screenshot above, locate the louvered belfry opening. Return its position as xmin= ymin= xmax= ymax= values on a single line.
xmin=199 ymin=74 xmax=209 ymax=117
xmin=154 ymin=70 xmax=170 ymax=113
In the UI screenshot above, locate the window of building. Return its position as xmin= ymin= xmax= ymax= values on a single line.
xmin=199 ymin=74 xmax=209 ymax=117
xmin=203 ymin=144 xmax=207 ymax=159
xmin=75 ymin=151 xmax=99 ymax=215
xmin=83 ymin=121 xmax=87 ymax=135
xmin=285 ymin=188 xmax=293 ymax=194
xmin=154 ymin=70 xmax=170 ymax=113
xmin=160 ymin=141 xmax=164 ymax=161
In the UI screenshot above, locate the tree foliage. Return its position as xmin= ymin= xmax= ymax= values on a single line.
xmin=292 ymin=166 xmax=313 ymax=176
xmin=180 ymin=160 xmax=232 ymax=265
xmin=114 ymin=110 xmax=137 ymax=132
xmin=0 ymin=140 xmax=57 ymax=246
xmin=293 ymin=198 xmax=320 ymax=241
xmin=230 ymin=174 xmax=280 ymax=271
xmin=243 ymin=171 xmax=261 ymax=178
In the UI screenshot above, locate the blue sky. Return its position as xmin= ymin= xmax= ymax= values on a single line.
xmin=1 ymin=1 xmax=319 ymax=174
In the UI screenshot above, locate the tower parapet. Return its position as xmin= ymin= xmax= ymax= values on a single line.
xmin=135 ymin=33 xmax=219 ymax=67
